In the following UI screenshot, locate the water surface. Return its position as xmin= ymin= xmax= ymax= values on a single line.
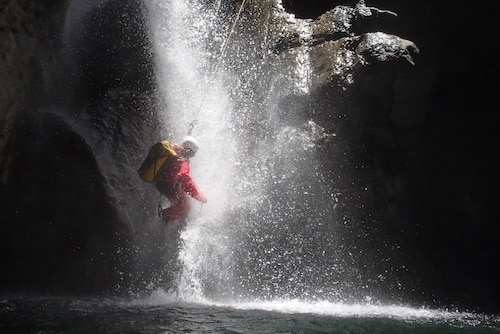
xmin=2 ymin=295 xmax=498 ymax=333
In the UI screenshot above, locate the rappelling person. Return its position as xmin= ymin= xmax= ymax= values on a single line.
xmin=138 ymin=136 xmax=207 ymax=224
xmin=155 ymin=136 xmax=207 ymax=223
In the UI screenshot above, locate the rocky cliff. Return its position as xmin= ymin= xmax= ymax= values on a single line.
xmin=281 ymin=0 xmax=499 ymax=312
xmin=0 ymin=0 xmax=160 ymax=295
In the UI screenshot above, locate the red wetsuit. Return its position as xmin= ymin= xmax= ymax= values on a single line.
xmin=154 ymin=156 xmax=204 ymax=222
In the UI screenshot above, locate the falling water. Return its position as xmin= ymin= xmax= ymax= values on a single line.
xmin=143 ymin=0 xmax=385 ymax=304
xmin=145 ymin=0 xmax=239 ymax=302
xmin=139 ymin=2 xmax=489 ymax=322
xmin=293 ymin=20 xmax=312 ymax=94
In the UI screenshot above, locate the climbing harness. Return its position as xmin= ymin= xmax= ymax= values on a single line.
xmin=187 ymin=0 xmax=247 ymax=135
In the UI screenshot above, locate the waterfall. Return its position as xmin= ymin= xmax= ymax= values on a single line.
xmin=145 ymin=0 xmax=239 ymax=302
xmin=144 ymin=0 xmax=401 ymax=305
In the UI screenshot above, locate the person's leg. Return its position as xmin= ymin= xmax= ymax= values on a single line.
xmin=161 ymin=196 xmax=189 ymax=223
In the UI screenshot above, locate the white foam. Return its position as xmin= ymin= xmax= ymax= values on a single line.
xmin=132 ymin=290 xmax=483 ymax=324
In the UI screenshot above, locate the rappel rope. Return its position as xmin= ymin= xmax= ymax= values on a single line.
xmin=187 ymin=120 xmax=197 ymax=136
xmin=187 ymin=0 xmax=247 ymax=136
xmin=160 ymin=1 xmax=247 ymax=219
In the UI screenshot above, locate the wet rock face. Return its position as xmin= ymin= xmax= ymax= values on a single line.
xmin=280 ymin=0 xmax=500 ymax=313
xmin=61 ymin=0 xmax=155 ymax=102
xmin=0 ymin=0 xmax=66 ymax=170
xmin=0 ymin=0 xmax=158 ymax=296
xmin=1 ymin=112 xmax=129 ymax=295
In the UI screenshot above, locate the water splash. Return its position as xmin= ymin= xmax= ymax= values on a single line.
xmin=145 ymin=0 xmax=405 ymax=306
xmin=131 ymin=291 xmax=497 ymax=329
xmin=145 ymin=0 xmax=239 ymax=302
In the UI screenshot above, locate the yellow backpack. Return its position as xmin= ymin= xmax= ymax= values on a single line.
xmin=138 ymin=140 xmax=177 ymax=182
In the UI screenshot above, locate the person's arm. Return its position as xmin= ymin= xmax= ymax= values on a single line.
xmin=179 ymin=161 xmax=207 ymax=202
